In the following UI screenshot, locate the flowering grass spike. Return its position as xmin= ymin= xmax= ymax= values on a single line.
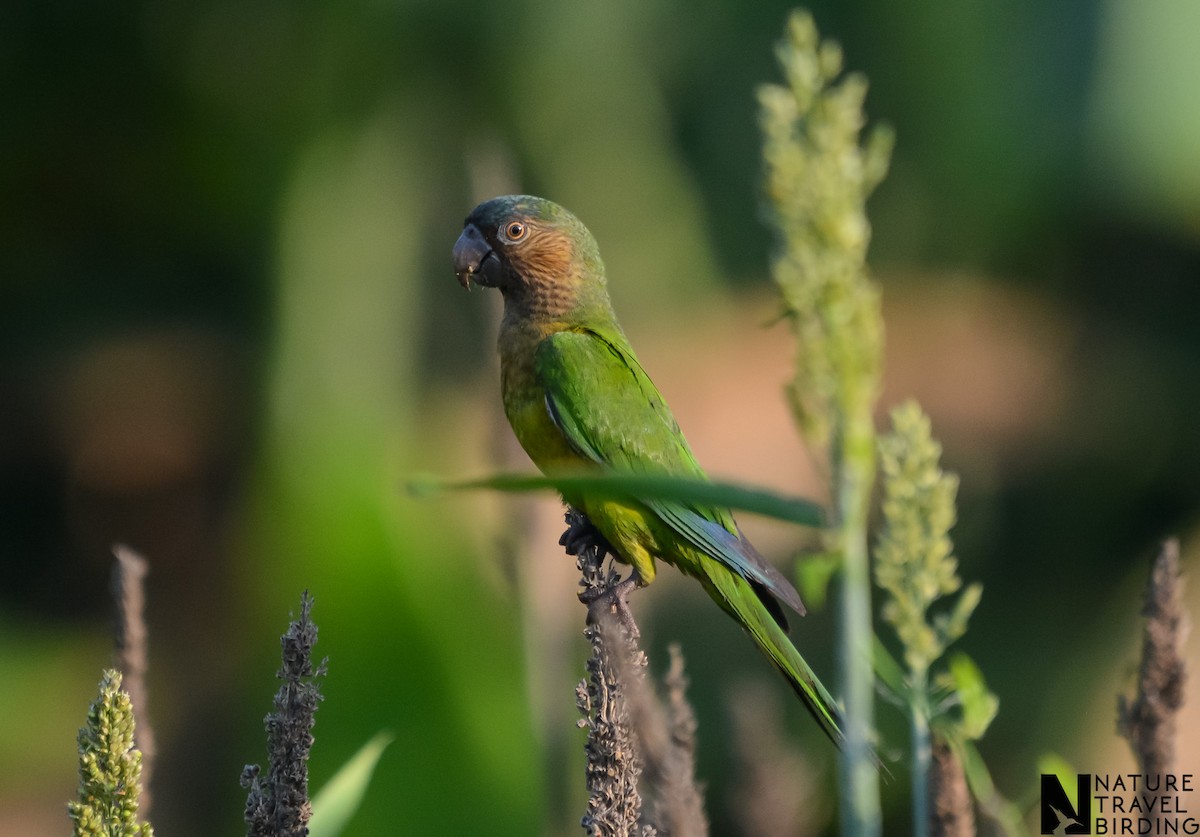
xmin=68 ymin=669 xmax=155 ymax=837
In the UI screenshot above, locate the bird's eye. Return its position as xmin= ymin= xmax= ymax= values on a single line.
xmin=503 ymin=221 xmax=527 ymax=242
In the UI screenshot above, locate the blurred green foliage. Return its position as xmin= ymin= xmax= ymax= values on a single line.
xmin=308 ymin=732 xmax=392 ymax=837
xmin=2 ymin=0 xmax=1199 ymax=834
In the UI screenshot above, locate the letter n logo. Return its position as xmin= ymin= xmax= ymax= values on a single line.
xmin=1041 ymin=774 xmax=1092 ymax=834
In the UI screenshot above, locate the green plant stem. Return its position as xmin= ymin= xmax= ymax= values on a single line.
xmin=835 ymin=411 xmax=881 ymax=837
xmin=910 ymin=672 xmax=931 ymax=837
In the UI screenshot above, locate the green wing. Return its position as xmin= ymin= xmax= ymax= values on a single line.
xmin=534 ymin=327 xmax=805 ymax=616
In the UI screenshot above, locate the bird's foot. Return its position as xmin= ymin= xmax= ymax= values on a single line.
xmin=579 ymin=573 xmax=642 ymax=639
xmin=559 ymin=510 xmax=612 ymax=561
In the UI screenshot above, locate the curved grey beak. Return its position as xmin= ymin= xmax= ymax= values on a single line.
xmin=453 ymin=223 xmax=501 ymax=290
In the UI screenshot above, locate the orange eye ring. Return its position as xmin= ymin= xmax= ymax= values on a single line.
xmin=503 ymin=221 xmax=526 ymax=241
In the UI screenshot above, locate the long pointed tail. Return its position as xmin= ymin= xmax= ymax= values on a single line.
xmin=706 ymin=567 xmax=845 ymax=748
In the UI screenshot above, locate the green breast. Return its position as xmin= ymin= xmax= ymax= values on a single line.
xmin=496 ymin=316 xmax=666 ymax=580
xmin=499 ymin=322 xmax=591 ymax=477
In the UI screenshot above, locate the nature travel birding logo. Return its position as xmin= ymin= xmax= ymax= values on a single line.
xmin=1040 ymin=773 xmax=1197 ymax=834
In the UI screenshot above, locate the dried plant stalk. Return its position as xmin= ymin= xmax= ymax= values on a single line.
xmin=572 ymin=509 xmax=656 ymax=837
xmin=242 ymin=592 xmax=327 ymax=837
xmin=1118 ymin=538 xmax=1188 ymax=777
xmin=567 ymin=504 xmax=709 ymax=837
xmin=111 ymin=544 xmax=156 ymax=814
xmin=929 ymin=737 xmax=973 ymax=837
xmin=637 ymin=645 xmax=708 ymax=837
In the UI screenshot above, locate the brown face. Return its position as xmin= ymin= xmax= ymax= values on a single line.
xmin=453 ymin=197 xmax=579 ymax=294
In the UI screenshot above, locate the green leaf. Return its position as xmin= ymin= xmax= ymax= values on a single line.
xmin=937 ymin=582 xmax=983 ymax=647
xmin=309 ymin=731 xmax=393 ymax=837
xmin=409 ymin=471 xmax=826 ymax=528
xmin=941 ymin=653 xmax=999 ymax=741
xmin=871 ymin=634 xmax=911 ymax=705
xmin=795 ymin=549 xmax=840 ymax=609
xmin=955 ymin=737 xmax=995 ymax=801
xmin=944 ymin=737 xmax=1025 ymax=837
xmin=1036 ymin=752 xmax=1079 ymax=802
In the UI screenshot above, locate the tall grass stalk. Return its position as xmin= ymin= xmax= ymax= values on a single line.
xmin=759 ymin=10 xmax=893 ymax=835
xmin=875 ymin=402 xmax=983 ymax=836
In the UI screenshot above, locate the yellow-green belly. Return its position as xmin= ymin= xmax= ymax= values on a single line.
xmin=504 ymin=388 xmax=663 ymax=584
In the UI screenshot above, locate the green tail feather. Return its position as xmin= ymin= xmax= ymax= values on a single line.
xmin=706 ymin=567 xmax=845 ymax=748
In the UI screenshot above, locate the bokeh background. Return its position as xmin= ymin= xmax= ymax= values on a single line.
xmin=3 ymin=0 xmax=1198 ymax=834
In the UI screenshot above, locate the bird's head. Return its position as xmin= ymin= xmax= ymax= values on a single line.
xmin=453 ymin=195 xmax=608 ymax=317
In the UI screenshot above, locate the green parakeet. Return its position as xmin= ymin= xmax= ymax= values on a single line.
xmin=453 ymin=194 xmax=843 ymax=746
